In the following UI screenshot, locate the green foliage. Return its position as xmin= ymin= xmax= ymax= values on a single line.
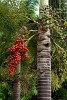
xmin=49 ymin=0 xmax=59 ymax=8
xmin=52 ymin=80 xmax=67 ymax=100
xmin=51 ymin=71 xmax=61 ymax=92
xmin=0 ymin=0 xmax=38 ymax=67
xmin=20 ymin=0 xmax=39 ymax=19
xmin=0 ymin=82 xmax=12 ymax=100
xmin=0 ymin=0 xmax=38 ymax=99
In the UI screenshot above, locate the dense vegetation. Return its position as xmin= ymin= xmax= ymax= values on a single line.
xmin=0 ymin=0 xmax=67 ymax=100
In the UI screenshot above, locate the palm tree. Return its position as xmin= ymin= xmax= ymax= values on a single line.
xmin=37 ymin=0 xmax=51 ymax=100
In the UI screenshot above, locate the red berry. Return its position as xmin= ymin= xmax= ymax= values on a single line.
xmin=7 ymin=35 xmax=29 ymax=76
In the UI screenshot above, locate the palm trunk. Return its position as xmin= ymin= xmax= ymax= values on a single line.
xmin=13 ymin=77 xmax=20 ymax=100
xmin=12 ymin=63 xmax=21 ymax=100
xmin=37 ymin=0 xmax=51 ymax=100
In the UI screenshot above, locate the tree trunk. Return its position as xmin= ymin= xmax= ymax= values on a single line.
xmin=37 ymin=0 xmax=51 ymax=100
xmin=12 ymin=63 xmax=21 ymax=100
xmin=13 ymin=77 xmax=20 ymax=100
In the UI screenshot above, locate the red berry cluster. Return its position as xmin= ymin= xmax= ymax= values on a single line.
xmin=7 ymin=35 xmax=29 ymax=76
